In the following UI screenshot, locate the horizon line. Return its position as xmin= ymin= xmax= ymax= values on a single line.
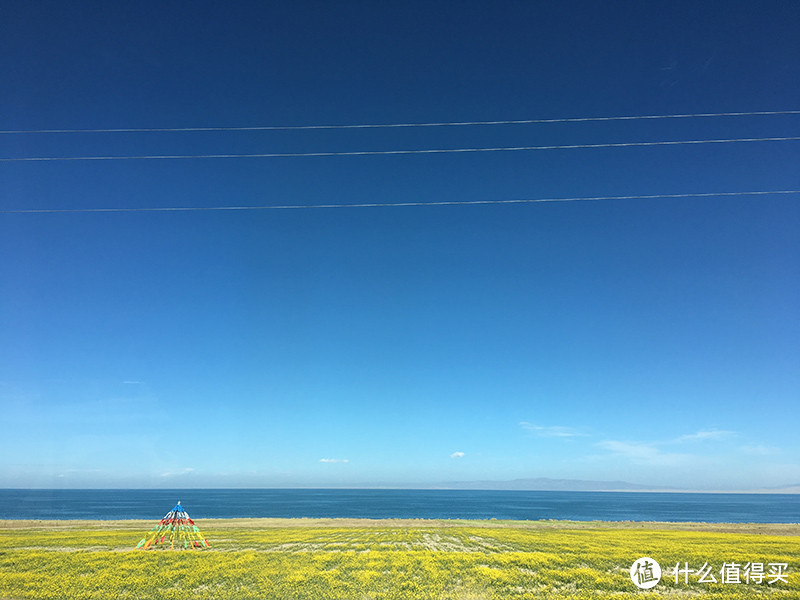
xmin=2 ymin=486 xmax=798 ymax=495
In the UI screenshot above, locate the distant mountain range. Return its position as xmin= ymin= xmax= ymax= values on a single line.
xmin=403 ymin=478 xmax=800 ymax=493
xmin=756 ymin=483 xmax=800 ymax=494
xmin=423 ymin=477 xmax=665 ymax=491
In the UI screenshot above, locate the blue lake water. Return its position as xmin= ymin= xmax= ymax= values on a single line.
xmin=1 ymin=489 xmax=797 ymax=522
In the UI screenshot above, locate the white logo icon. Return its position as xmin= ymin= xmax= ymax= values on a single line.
xmin=630 ymin=557 xmax=661 ymax=589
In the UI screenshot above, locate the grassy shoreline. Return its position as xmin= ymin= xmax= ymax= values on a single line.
xmin=2 ymin=517 xmax=799 ymax=536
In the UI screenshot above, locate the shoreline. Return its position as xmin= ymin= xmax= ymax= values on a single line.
xmin=2 ymin=517 xmax=799 ymax=535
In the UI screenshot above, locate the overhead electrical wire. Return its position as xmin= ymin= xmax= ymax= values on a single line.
xmin=2 ymin=111 xmax=796 ymax=215
xmin=1 ymin=135 xmax=799 ymax=163
xmin=1 ymin=109 xmax=799 ymax=135
xmin=2 ymin=190 xmax=798 ymax=214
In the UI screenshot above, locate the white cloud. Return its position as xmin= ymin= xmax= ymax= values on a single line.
xmin=675 ymin=429 xmax=735 ymax=442
xmin=319 ymin=458 xmax=349 ymax=463
xmin=520 ymin=422 xmax=586 ymax=438
xmin=450 ymin=451 xmax=465 ymax=459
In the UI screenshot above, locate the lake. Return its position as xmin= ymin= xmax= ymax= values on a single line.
xmin=1 ymin=489 xmax=798 ymax=522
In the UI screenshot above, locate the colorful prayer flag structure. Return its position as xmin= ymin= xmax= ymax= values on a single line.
xmin=136 ymin=501 xmax=210 ymax=550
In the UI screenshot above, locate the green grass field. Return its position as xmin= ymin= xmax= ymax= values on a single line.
xmin=1 ymin=518 xmax=798 ymax=599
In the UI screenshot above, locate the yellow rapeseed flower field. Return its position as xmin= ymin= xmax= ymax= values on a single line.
xmin=0 ymin=519 xmax=798 ymax=599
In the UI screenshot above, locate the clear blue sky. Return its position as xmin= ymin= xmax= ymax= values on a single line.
xmin=1 ymin=1 xmax=798 ymax=490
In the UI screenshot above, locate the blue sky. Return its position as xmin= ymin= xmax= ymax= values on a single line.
xmin=1 ymin=1 xmax=799 ymax=490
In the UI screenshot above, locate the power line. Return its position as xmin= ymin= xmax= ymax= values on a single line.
xmin=2 ymin=190 xmax=797 ymax=214
xmin=2 ymin=109 xmax=799 ymax=135
xmin=2 ymin=136 xmax=799 ymax=163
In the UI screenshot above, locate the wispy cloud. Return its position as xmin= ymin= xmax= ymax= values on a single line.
xmin=450 ymin=451 xmax=465 ymax=459
xmin=520 ymin=422 xmax=586 ymax=438
xmin=319 ymin=458 xmax=349 ymax=463
xmin=596 ymin=440 xmax=690 ymax=466
xmin=597 ymin=440 xmax=661 ymax=460
xmin=674 ymin=429 xmax=735 ymax=443
xmin=595 ymin=428 xmax=741 ymax=469
xmin=160 ymin=467 xmax=194 ymax=477
xmin=740 ymin=445 xmax=779 ymax=456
